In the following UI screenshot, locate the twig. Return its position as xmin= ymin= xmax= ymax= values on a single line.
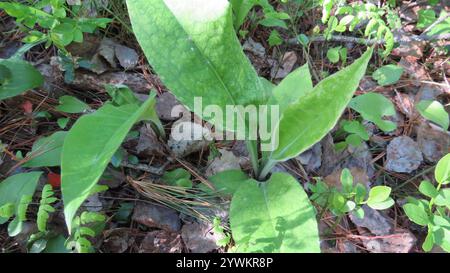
xmin=120 ymin=162 xmax=168 ymax=175
xmin=420 ymin=13 xmax=450 ymax=38
xmin=288 ymin=33 xmax=450 ymax=46
xmin=288 ymin=35 xmax=381 ymax=46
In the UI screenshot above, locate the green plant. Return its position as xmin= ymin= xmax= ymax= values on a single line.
xmin=0 ymin=53 xmax=44 ymax=101
xmin=36 ymin=184 xmax=57 ymax=232
xmin=66 ymin=211 xmax=106 ymax=253
xmin=0 ymin=1 xmax=111 ymax=52
xmin=309 ymin=168 xmax=394 ymax=219
xmin=403 ymin=154 xmax=450 ymax=252
xmin=231 ymin=0 xmax=316 ymax=45
xmin=61 ymin=91 xmax=163 ymax=231
xmin=349 ymin=92 xmax=397 ymax=132
xmin=162 ymin=168 xmax=193 ymax=188
xmin=321 ymin=1 xmax=399 ymax=56
xmin=334 ymin=119 xmax=369 ymax=150
xmin=0 ymin=172 xmax=42 ymax=237
xmin=326 ymin=46 xmax=347 ymax=65
xmin=416 ymin=100 xmax=449 ymax=131
xmin=212 ymin=217 xmax=231 ymax=247
xmin=372 ymin=65 xmax=404 ymax=86
xmin=124 ymin=0 xmax=372 ymax=252
xmin=22 ymin=131 xmax=67 ymax=168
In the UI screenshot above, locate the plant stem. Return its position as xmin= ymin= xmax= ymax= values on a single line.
xmin=428 ymin=182 xmax=443 ymax=211
xmin=246 ymin=140 xmax=260 ymax=176
xmin=258 ymin=159 xmax=276 ymax=181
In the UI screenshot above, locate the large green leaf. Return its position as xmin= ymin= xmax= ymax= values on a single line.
xmin=264 ymin=48 xmax=372 ymax=164
xmin=126 ymin=0 xmax=270 ymax=132
xmin=230 ymin=172 xmax=320 ymax=252
xmin=0 ymin=172 xmax=42 ymax=224
xmin=0 ymin=59 xmax=43 ymax=101
xmin=23 ymin=131 xmax=67 ymax=168
xmin=62 ymin=95 xmax=157 ymax=231
xmin=269 ymin=63 xmax=313 ymax=114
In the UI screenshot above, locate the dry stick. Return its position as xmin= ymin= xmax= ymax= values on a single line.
xmin=120 ymin=161 xmax=168 ymax=175
xmin=288 ymin=33 xmax=450 ymax=47
xmin=420 ymin=13 xmax=450 ymax=39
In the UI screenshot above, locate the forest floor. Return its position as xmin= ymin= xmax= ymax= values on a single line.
xmin=0 ymin=0 xmax=449 ymax=253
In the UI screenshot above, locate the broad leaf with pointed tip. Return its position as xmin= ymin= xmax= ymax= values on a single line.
xmin=126 ymin=0 xmax=270 ymax=133
xmin=269 ymin=63 xmax=313 ymax=113
xmin=264 ymin=48 xmax=373 ymax=163
xmin=62 ymin=95 xmax=158 ymax=231
xmin=23 ymin=131 xmax=67 ymax=167
xmin=0 ymin=172 xmax=42 ymax=224
xmin=0 ymin=59 xmax=43 ymax=101
xmin=230 ymin=172 xmax=320 ymax=252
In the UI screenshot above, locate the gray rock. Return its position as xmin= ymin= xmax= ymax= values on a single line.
xmin=139 ymin=230 xmax=182 ymax=253
xmin=156 ymin=92 xmax=184 ymax=121
xmin=419 ymin=84 xmax=444 ymax=101
xmin=320 ymin=134 xmax=375 ymax=178
xmin=385 ymin=136 xmax=423 ymax=173
xmin=363 ymin=230 xmax=416 ymax=253
xmin=205 ymin=149 xmax=241 ymax=177
xmin=271 ymin=51 xmax=297 ymax=79
xmin=243 ymin=38 xmax=266 ymax=59
xmin=181 ymin=222 xmax=219 ymax=253
xmin=136 ymin=124 xmax=164 ymax=157
xmin=115 ymin=44 xmax=139 ymax=70
xmin=416 ymin=123 xmax=450 ymax=162
xmin=168 ymin=119 xmax=212 ymax=157
xmin=84 ymin=194 xmax=103 ymax=212
xmin=349 ymin=205 xmax=393 ymax=236
xmin=103 ymin=231 xmax=131 ymax=253
xmin=132 ymin=202 xmax=181 ymax=232
xmin=98 ymin=38 xmax=117 ymax=68
xmin=296 ymin=142 xmax=322 ymax=171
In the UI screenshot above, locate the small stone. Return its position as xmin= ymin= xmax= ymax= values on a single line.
xmin=359 ymin=76 xmax=378 ymax=92
xmin=89 ymin=53 xmax=110 ymax=74
xmin=115 ymin=44 xmax=139 ymax=70
xmin=156 ymin=92 xmax=184 ymax=121
xmin=103 ymin=234 xmax=129 ymax=253
xmin=181 ymin=222 xmax=219 ymax=253
xmin=416 ymin=123 xmax=450 ymax=162
xmin=205 ymin=149 xmax=241 ymax=177
xmin=243 ymin=38 xmax=266 ymax=58
xmin=168 ymin=119 xmax=212 ymax=158
xmin=84 ymin=194 xmax=103 ymax=212
xmin=296 ymin=142 xmax=322 ymax=171
xmin=385 ymin=136 xmax=423 ymax=173
xmin=98 ymin=38 xmax=117 ymax=68
xmin=271 ymin=51 xmax=297 ymax=79
xmin=132 ymin=202 xmax=181 ymax=232
xmin=349 ymin=205 xmax=393 ymax=236
xmin=419 ymin=84 xmax=444 ymax=101
xmin=320 ymin=134 xmax=375 ymax=178
xmin=324 ymin=168 xmax=370 ymax=190
xmin=99 ymin=166 xmax=125 ymax=189
xmin=363 ymin=229 xmax=416 ymax=253
xmin=136 ymin=124 xmax=165 ymax=157
xmin=139 ymin=230 xmax=182 ymax=253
